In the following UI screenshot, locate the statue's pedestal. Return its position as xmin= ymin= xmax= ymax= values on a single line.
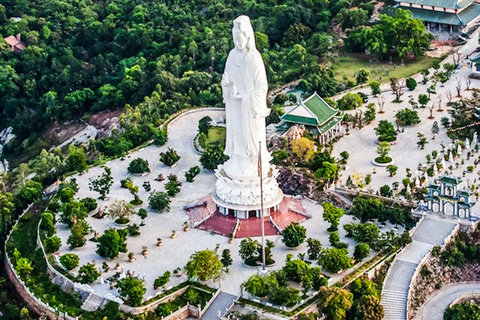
xmin=213 ymin=165 xmax=284 ymax=219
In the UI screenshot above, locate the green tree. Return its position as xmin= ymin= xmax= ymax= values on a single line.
xmin=198 ymin=116 xmax=212 ymax=135
xmin=395 ymin=109 xmax=420 ymax=126
xmin=59 ymin=253 xmax=80 ymax=270
xmin=89 ymin=166 xmax=114 ymax=200
xmin=337 ymin=93 xmax=363 ymax=110
xmin=390 ymin=78 xmax=403 ymax=103
xmin=200 ymin=145 xmax=228 ymax=170
xmin=356 ymin=68 xmax=369 ymax=85
xmin=379 ymin=185 xmax=392 ymax=197
xmin=239 ymin=237 xmax=260 ymax=262
xmin=306 ymin=238 xmax=323 ymax=260
xmin=318 ymin=286 xmax=353 ymax=320
xmin=314 ymin=162 xmax=338 ymax=182
xmin=431 ymin=121 xmax=439 ymax=136
xmin=242 ymin=274 xmax=270 ymax=298
xmin=43 ymin=236 xmax=61 ymax=253
xmin=107 ymin=200 xmax=135 ymax=224
xmin=185 ymin=250 xmax=223 ymax=281
xmin=65 ymin=145 xmax=88 ymax=173
xmin=444 ymin=301 xmax=480 ymax=320
xmin=354 ymin=243 xmax=370 ymax=261
xmin=221 ymin=249 xmax=233 ymax=270
xmin=116 ymin=276 xmax=146 ymax=307
xmin=355 ymin=295 xmax=384 ymax=320
xmin=282 ymin=222 xmax=307 ymax=248
xmin=369 ymin=81 xmax=381 ymax=96
xmin=386 ymin=165 xmax=398 ymax=177
xmin=77 ymin=263 xmax=101 ymax=284
xmin=417 ymin=132 xmax=428 ymax=149
xmin=154 ymin=271 xmax=171 ymax=290
xmin=159 ymin=148 xmax=180 ymax=167
xmin=67 ymin=220 xmax=88 ymax=248
xmin=418 ymin=94 xmax=430 ymax=108
xmin=96 ymin=228 xmax=128 ymax=259
xmin=364 ymin=103 xmax=376 ymax=125
xmin=128 ymin=158 xmax=150 ymax=174
xmin=322 ymin=203 xmax=344 ymax=231
xmin=375 ymin=120 xmax=397 ymax=142
xmin=405 ymin=77 xmax=417 ymax=91
xmin=149 ymin=191 xmax=171 ymax=213
xmin=185 ymin=166 xmax=201 ymax=182
xmin=376 ymin=142 xmax=391 ymax=162
xmin=15 ymin=258 xmax=34 ymax=279
xmin=319 ymin=248 xmax=352 ymax=273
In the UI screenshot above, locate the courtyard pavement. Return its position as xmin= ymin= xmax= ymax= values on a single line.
xmin=331 ymin=31 xmax=480 ymax=216
xmin=56 ymin=109 xmax=360 ymax=302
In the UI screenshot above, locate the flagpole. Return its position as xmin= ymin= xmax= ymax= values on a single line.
xmin=259 ymin=141 xmax=266 ymax=271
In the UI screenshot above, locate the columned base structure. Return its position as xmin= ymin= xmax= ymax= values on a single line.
xmin=213 ymin=164 xmax=284 ymax=219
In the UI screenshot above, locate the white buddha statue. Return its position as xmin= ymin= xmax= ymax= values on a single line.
xmin=221 ymin=15 xmax=271 ymax=181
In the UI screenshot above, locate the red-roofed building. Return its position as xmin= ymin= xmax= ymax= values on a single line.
xmin=4 ymin=34 xmax=26 ymax=52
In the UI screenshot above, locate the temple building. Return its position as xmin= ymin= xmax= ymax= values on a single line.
xmin=426 ymin=175 xmax=475 ymax=220
xmin=470 ymin=52 xmax=480 ymax=77
xmin=277 ymin=92 xmax=343 ymax=144
xmin=395 ymin=0 xmax=480 ymax=34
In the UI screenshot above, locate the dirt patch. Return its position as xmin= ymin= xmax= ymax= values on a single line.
xmin=42 ymin=120 xmax=86 ymax=146
xmin=427 ymin=40 xmax=458 ymax=58
xmin=87 ymin=108 xmax=124 ymax=139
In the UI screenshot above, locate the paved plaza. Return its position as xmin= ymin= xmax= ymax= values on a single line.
xmin=55 ymin=109 xmax=358 ymax=301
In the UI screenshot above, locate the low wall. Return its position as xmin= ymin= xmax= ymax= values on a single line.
xmin=119 ymin=286 xmax=189 ymax=315
xmin=4 ymin=205 xmax=78 ymax=320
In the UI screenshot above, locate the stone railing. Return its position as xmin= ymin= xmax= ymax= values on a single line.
xmin=199 ymin=287 xmax=221 ymax=318
xmin=4 ymin=204 xmax=78 ymax=320
xmin=406 ymin=221 xmax=460 ymax=319
xmin=448 ymin=291 xmax=480 ymax=308
xmin=120 ymin=285 xmax=189 ymax=315
xmin=334 ymin=186 xmax=417 ymax=208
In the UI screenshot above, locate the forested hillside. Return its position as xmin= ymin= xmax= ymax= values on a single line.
xmin=0 ymin=0 xmax=430 ymax=161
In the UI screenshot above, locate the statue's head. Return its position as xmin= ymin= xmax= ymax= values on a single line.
xmin=233 ymin=15 xmax=255 ymax=52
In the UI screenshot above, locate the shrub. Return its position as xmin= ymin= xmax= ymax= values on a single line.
xmin=282 ymin=222 xmax=307 ymax=248
xmin=96 ymin=228 xmax=128 ymax=259
xmin=200 ymin=145 xmax=228 ymax=170
xmin=272 ymin=150 xmax=289 ymax=164
xmin=80 ymin=197 xmax=98 ymax=212
xmin=77 ymin=263 xmax=101 ymax=284
xmin=185 ymin=166 xmax=201 ymax=182
xmin=319 ymin=248 xmax=352 ymax=273
xmin=128 ymin=158 xmax=150 ymax=174
xmin=406 ymin=77 xmax=417 ymax=91
xmin=337 ymin=93 xmax=363 ymax=110
xmin=149 ymin=191 xmax=171 ymax=213
xmin=160 ymin=148 xmax=180 ymax=167
xmin=59 ymin=254 xmax=80 ymax=270
xmin=43 ymin=236 xmax=61 ymax=253
xmin=354 ymin=243 xmax=370 ymax=261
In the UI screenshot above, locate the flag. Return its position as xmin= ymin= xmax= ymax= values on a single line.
xmin=257 ymin=142 xmax=262 ymax=177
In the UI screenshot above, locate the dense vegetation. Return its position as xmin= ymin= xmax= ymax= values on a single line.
xmin=1 ymin=0 xmax=433 ymax=163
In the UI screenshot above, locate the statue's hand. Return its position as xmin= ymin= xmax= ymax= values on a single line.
xmin=221 ymin=74 xmax=229 ymax=86
xmin=230 ymin=93 xmax=242 ymax=100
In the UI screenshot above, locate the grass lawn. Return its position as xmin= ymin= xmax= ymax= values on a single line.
xmin=199 ymin=126 xmax=226 ymax=149
xmin=330 ymin=54 xmax=440 ymax=84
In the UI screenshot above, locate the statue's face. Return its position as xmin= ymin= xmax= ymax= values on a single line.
xmin=233 ymin=29 xmax=248 ymax=50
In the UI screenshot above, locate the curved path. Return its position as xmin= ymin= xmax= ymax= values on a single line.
xmin=414 ymin=283 xmax=480 ymax=320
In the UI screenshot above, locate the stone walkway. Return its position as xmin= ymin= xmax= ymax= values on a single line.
xmin=381 ymin=217 xmax=457 ymax=320
xmin=202 ymin=292 xmax=238 ymax=320
xmin=413 ymin=283 xmax=480 ymax=320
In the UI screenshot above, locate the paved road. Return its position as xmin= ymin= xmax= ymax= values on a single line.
xmin=202 ymin=292 xmax=237 ymax=320
xmin=414 ymin=283 xmax=480 ymax=320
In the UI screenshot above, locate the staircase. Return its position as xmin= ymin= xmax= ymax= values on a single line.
xmin=381 ymin=218 xmax=457 ymax=320
xmin=202 ymin=292 xmax=237 ymax=320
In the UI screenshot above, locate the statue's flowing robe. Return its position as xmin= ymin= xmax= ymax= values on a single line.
xmin=223 ymin=49 xmax=270 ymax=164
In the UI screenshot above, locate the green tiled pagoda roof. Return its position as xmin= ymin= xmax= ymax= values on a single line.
xmin=407 ymin=8 xmax=462 ymax=25
xmin=281 ymin=92 xmax=340 ymax=126
xmin=303 ymin=94 xmax=339 ymax=126
xmin=281 ymin=115 xmax=320 ymax=126
xmin=318 ymin=116 xmax=343 ymax=134
xmin=396 ymin=0 xmax=474 ymax=9
xmin=404 ymin=3 xmax=480 ymax=25
xmin=438 ymin=176 xmax=462 ymax=185
xmin=427 ymin=184 xmax=441 ymax=190
xmin=458 ymin=4 xmax=480 ymax=25
xmin=458 ymin=190 xmax=472 ymax=196
xmin=471 ymin=53 xmax=480 ymax=63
